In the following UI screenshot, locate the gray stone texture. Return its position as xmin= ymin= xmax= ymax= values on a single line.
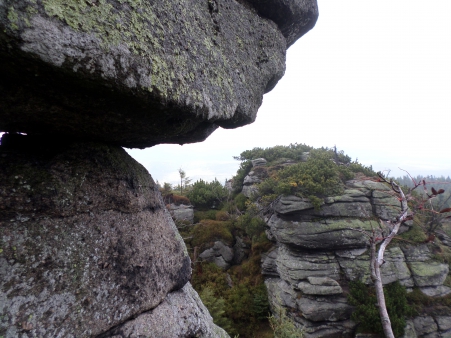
xmin=246 ymin=0 xmax=318 ymax=47
xmin=199 ymin=241 xmax=234 ymax=270
xmin=99 ymin=283 xmax=229 ymax=338
xmin=436 ymin=316 xmax=451 ymax=332
xmin=297 ymin=277 xmax=342 ymax=296
xmin=261 ymin=247 xmax=279 ymax=276
xmin=297 ymin=296 xmax=353 ymax=322
xmin=413 ymin=316 xmax=439 ymax=336
xmin=0 ymin=0 xmax=316 ymax=148
xmin=168 ymin=203 xmax=194 ymax=224
xmin=276 ymin=245 xmax=340 ymax=283
xmin=265 ymin=277 xmax=299 ymax=310
xmin=268 ymin=215 xmax=375 ymax=250
xmin=260 ymin=179 xmax=451 ymax=337
xmin=232 ymin=236 xmax=249 ymax=265
xmin=403 ymin=245 xmax=449 ymax=288
xmin=337 ymin=246 xmax=414 ymax=287
xmin=0 ymin=137 xmax=191 ymax=337
xmin=251 ymin=158 xmax=267 ymax=167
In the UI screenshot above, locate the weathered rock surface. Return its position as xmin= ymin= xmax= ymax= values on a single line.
xmin=0 ymin=0 xmax=316 ymax=148
xmin=260 ymin=178 xmax=451 ymax=337
xmin=413 ymin=316 xmax=438 ymax=336
xmin=297 ymin=296 xmax=353 ymax=322
xmin=268 ymin=216 xmax=375 ymax=250
xmin=199 ymin=241 xmax=234 ymax=270
xmin=99 ymin=283 xmax=229 ymax=338
xmin=242 ymin=166 xmax=269 ymax=197
xmin=251 ymin=158 xmax=268 ymax=167
xmin=297 ymin=277 xmax=343 ymax=296
xmin=168 ymin=203 xmax=194 ymax=224
xmin=276 ymin=245 xmax=341 ymax=283
xmin=0 ymin=135 xmax=205 ymax=337
xmin=337 ymin=246 xmax=414 ymax=287
xmin=232 ymin=236 xmax=249 ymax=265
xmin=403 ymin=245 xmax=450 ymax=289
xmin=246 ymin=0 xmax=318 ymax=47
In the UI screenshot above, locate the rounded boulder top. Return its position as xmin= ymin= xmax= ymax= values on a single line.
xmin=0 ymin=0 xmax=318 ymax=148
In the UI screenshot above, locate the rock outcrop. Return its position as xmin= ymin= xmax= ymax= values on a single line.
xmin=1 ymin=1 xmax=318 ymax=336
xmin=0 ymin=0 xmax=317 ymax=148
xmin=259 ymin=175 xmax=451 ymax=338
xmin=0 ymin=136 xmax=191 ymax=336
xmin=199 ymin=241 xmax=234 ymax=270
xmin=168 ymin=203 xmax=194 ymax=224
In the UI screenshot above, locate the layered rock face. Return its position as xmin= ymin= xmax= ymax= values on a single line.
xmin=0 ymin=0 xmax=317 ymax=148
xmin=0 ymin=1 xmax=318 ymax=337
xmin=247 ymin=164 xmax=451 ymax=337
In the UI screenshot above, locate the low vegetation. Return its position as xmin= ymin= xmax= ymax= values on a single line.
xmin=348 ymin=280 xmax=413 ymax=337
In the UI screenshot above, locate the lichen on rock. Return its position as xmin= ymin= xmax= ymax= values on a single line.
xmin=0 ymin=0 xmax=317 ymax=148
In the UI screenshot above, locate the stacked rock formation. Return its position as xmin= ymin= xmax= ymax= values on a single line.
xmin=241 ymin=159 xmax=451 ymax=337
xmin=0 ymin=0 xmax=317 ymax=337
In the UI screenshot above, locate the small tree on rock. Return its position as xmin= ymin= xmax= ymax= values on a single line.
xmin=362 ymin=171 xmax=450 ymax=338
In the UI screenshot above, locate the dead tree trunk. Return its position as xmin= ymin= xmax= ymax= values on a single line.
xmin=370 ymin=175 xmax=409 ymax=338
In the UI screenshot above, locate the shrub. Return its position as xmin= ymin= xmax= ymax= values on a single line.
xmin=234 ymin=193 xmax=248 ymax=211
xmin=199 ymin=286 xmax=233 ymax=333
xmin=269 ymin=310 xmax=304 ymax=338
xmin=188 ymin=178 xmax=228 ymax=209
xmin=216 ymin=210 xmax=230 ymax=221
xmin=191 ymin=220 xmax=233 ymax=247
xmin=256 ymin=149 xmax=349 ymax=202
xmin=163 ymin=193 xmax=190 ymax=205
xmin=348 ymin=280 xmax=413 ymax=336
xmin=194 ymin=210 xmax=217 ymax=223
xmin=235 ymin=143 xmax=313 ymax=163
xmin=237 ymin=213 xmax=266 ymax=240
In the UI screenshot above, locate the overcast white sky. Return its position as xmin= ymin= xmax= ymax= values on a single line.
xmin=128 ymin=0 xmax=451 ymax=186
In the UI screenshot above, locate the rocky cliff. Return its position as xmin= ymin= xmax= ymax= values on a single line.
xmin=238 ymin=157 xmax=451 ymax=338
xmin=0 ymin=1 xmax=318 ymax=337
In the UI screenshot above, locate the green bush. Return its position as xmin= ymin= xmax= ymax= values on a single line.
xmin=188 ymin=178 xmax=228 ymax=209
xmin=191 ymin=220 xmax=233 ymax=247
xmin=235 ymin=143 xmax=313 ymax=163
xmin=234 ymin=193 xmax=248 ymax=211
xmin=348 ymin=280 xmax=413 ymax=337
xmin=191 ymin=262 xmax=271 ymax=337
xmin=269 ymin=310 xmax=304 ymax=338
xmin=256 ymin=149 xmax=350 ymax=202
xmin=199 ymin=286 xmax=233 ymax=333
xmin=194 ymin=210 xmax=217 ymax=223
xmin=237 ymin=213 xmax=267 ymax=240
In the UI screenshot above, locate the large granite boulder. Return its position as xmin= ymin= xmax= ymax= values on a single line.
xmin=0 ymin=0 xmax=317 ymax=148
xmin=98 ymin=283 xmax=229 ymax=338
xmin=198 ymin=241 xmax=234 ymax=270
xmin=0 ymin=135 xmax=226 ymax=337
